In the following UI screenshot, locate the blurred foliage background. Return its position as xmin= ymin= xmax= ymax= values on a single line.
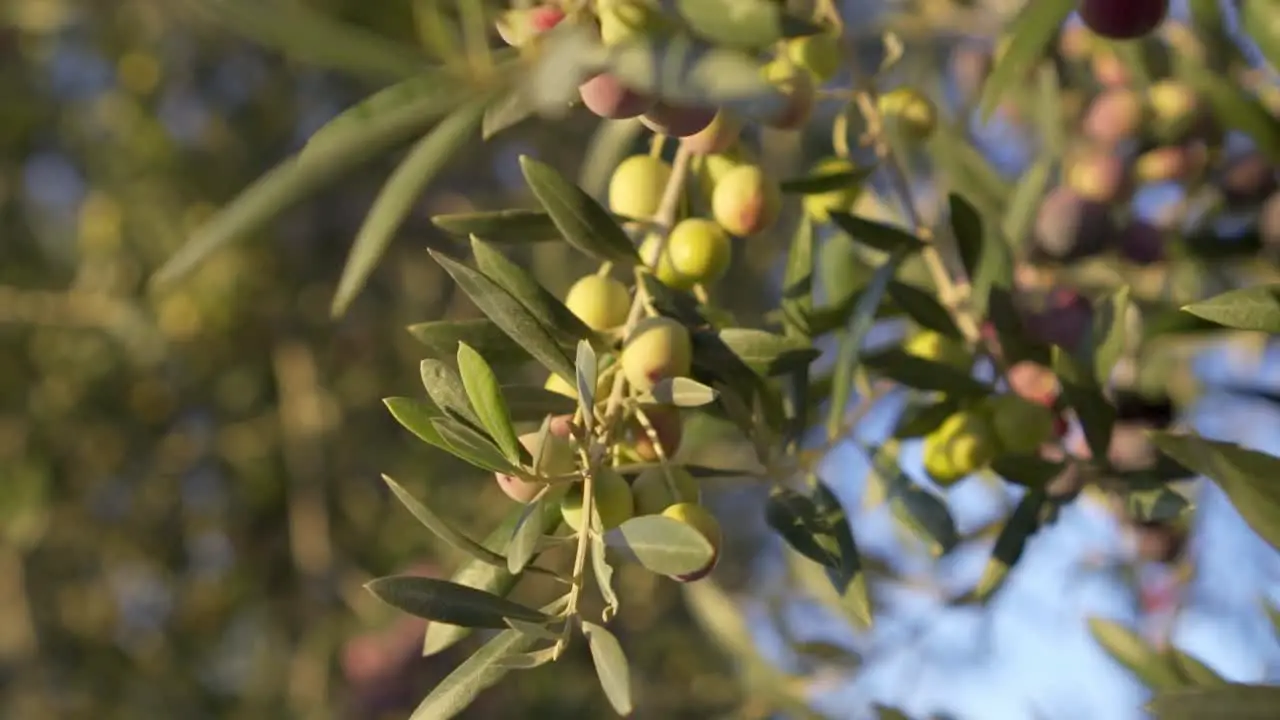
xmin=0 ymin=1 xmax=767 ymax=717
xmin=2 ymin=0 xmax=1278 ymax=719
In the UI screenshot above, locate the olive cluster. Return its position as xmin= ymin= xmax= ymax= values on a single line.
xmin=954 ymin=16 xmax=1279 ymax=270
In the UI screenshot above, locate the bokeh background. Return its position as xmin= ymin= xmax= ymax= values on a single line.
xmin=1 ymin=1 xmax=1277 ymax=719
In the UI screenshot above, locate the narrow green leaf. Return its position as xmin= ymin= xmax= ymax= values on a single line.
xmin=990 ymin=455 xmax=1066 ymax=490
xmin=861 ymin=348 xmax=991 ymax=397
xmin=1002 ymin=157 xmax=1054 ymax=249
xmin=765 ymin=487 xmax=846 ymax=580
xmin=421 ymin=359 xmax=483 ymax=430
xmin=893 ymin=396 xmax=962 ymax=439
xmin=191 ymin=0 xmax=430 ymax=81
xmin=575 ymin=340 xmax=598 ymax=433
xmin=786 ymin=548 xmax=873 ymax=629
xmin=1178 ymin=59 xmax=1280 ymax=165
xmin=780 ymin=166 xmax=877 ymax=194
xmin=384 ymin=396 xmax=445 ymax=446
xmin=1150 ymin=433 xmax=1280 ymax=551
xmin=483 ymin=86 xmax=537 ymax=139
xmin=828 ymin=212 xmax=926 ymax=254
xmin=519 ymin=155 xmax=641 ymax=265
xmin=615 ymin=515 xmax=716 ymax=576
xmin=582 ymin=622 xmax=634 ymax=716
xmin=948 ymin=192 xmax=1013 ymax=317
xmin=1124 ymin=483 xmax=1193 ymax=523
xmin=457 ymin=343 xmax=522 ymax=463
xmin=153 ymin=77 xmax=479 ymax=290
xmin=408 ymin=319 xmax=531 ymax=366
xmin=716 ymin=328 xmax=820 ymax=377
xmin=366 ymin=575 xmax=550 ymax=627
xmin=974 ymin=489 xmax=1047 ymax=600
xmin=592 ymin=530 xmax=619 ymax=618
xmin=1169 ymin=649 xmax=1227 ymax=687
xmin=1242 ymin=0 xmax=1280 ymax=74
xmin=382 ymin=474 xmax=505 ymax=567
xmin=930 ymin=122 xmax=1011 ymax=218
xmin=432 ymin=417 xmax=519 ymax=474
xmin=873 ymin=706 xmax=912 ymax=720
xmin=423 ymin=503 xmax=562 ymax=656
xmin=1181 ymin=285 xmax=1280 ymax=334
xmin=1146 ymin=684 xmax=1280 ymax=720
xmin=504 ymin=618 xmax=560 ymax=642
xmin=1087 ymin=286 xmax=1132 ymax=385
xmin=826 ymin=251 xmax=908 ymax=440
xmin=412 ymin=627 xmax=533 ymax=719
xmin=645 ymin=377 xmax=718 ymax=407
xmin=889 ymin=483 xmax=960 ymax=557
xmin=1087 ymin=617 xmax=1185 ymax=690
xmin=888 ymin=281 xmax=961 ymax=338
xmin=1052 ymin=346 xmax=1116 ymax=466
xmin=782 ymin=215 xmax=815 ymax=334
xmin=978 ymin=0 xmax=1076 ymax=121
xmin=332 ymin=99 xmax=488 ymax=316
xmin=430 ymin=250 xmax=576 ymax=381
xmin=432 ymin=209 xmax=560 ymax=243
xmin=507 ymin=493 xmax=551 ymax=574
xmin=470 ymin=236 xmax=596 ymax=345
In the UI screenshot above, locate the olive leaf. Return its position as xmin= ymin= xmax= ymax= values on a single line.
xmin=366 ymin=575 xmax=550 ymax=627
xmin=432 ymin=209 xmax=561 ymax=243
xmin=519 ymin=155 xmax=640 ymax=265
xmin=456 ymin=343 xmax=522 ymax=463
xmin=613 ymin=515 xmax=715 ymax=576
xmin=582 ymin=621 xmax=634 ymax=716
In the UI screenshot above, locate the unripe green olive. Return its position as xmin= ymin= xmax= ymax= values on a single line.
xmin=564 ymin=274 xmax=631 ymax=331
xmin=1146 ymin=80 xmax=1203 ymax=141
xmin=663 ymin=218 xmax=732 ymax=288
xmin=922 ymin=411 xmax=998 ymax=487
xmin=627 ymin=406 xmax=683 ymax=462
xmin=597 ymin=0 xmax=669 ymax=46
xmin=620 ymin=316 xmax=693 ymax=392
xmin=496 ymin=424 xmax=576 ymax=503
xmin=662 ymin=502 xmax=722 ymax=581
xmin=638 ymin=233 xmax=683 ymax=288
xmin=786 ymin=31 xmax=841 ymax=82
xmin=609 ymin=154 xmax=672 ymax=220
xmin=983 ymin=393 xmax=1056 ymax=455
xmin=681 ymin=110 xmax=742 ymax=155
xmin=561 ymin=468 xmax=634 ymax=531
xmin=631 ymin=466 xmax=699 ymax=516
xmin=903 ymin=330 xmax=971 ymax=371
xmin=802 ymin=156 xmax=865 ymax=223
xmin=877 ymin=88 xmax=937 ymax=142
xmin=711 ymin=164 xmax=782 ymax=237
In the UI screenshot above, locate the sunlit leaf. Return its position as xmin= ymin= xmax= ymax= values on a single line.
xmin=432 ymin=417 xmax=519 ymax=475
xmin=432 ymin=209 xmax=561 ymax=243
xmin=675 ymin=0 xmax=822 ymax=50
xmin=613 ymin=515 xmax=715 ymax=576
xmin=332 ymin=98 xmax=488 ymax=316
xmin=888 ymin=281 xmax=961 ymax=338
xmin=1146 ymin=684 xmax=1280 ymax=720
xmin=423 ymin=503 xmax=562 ymax=656
xmin=582 ymin=622 xmax=634 ymax=716
xmin=384 ymin=396 xmax=445 ymax=446
xmin=412 ymin=627 xmax=533 ymax=719
xmin=457 ymin=343 xmax=522 ymax=463
xmin=421 ymin=359 xmax=483 ymax=430
xmin=1052 ymin=346 xmax=1116 ymax=466
xmin=717 ymin=329 xmax=820 ymax=377
xmin=978 ymin=0 xmax=1075 ymax=121
xmin=407 ymin=319 xmax=531 ymax=366
xmin=973 ymin=489 xmax=1047 ymax=600
xmin=1150 ymin=433 xmax=1280 ymax=551
xmin=366 ymin=575 xmax=550 ymax=627
xmin=1181 ymin=285 xmax=1280 ymax=334
xmin=382 ymin=474 xmax=505 ymax=567
xmin=1088 ymin=617 xmax=1184 ymax=690
xmin=644 ymin=377 xmax=719 ymax=407
xmin=430 ymin=250 xmax=576 ymax=381
xmin=519 ymin=155 xmax=640 ymax=265
xmin=1168 ymin=649 xmax=1227 ymax=687
xmin=470 ymin=236 xmax=596 ymax=345
xmin=1177 ymin=58 xmax=1280 ymax=165
xmin=829 ymin=211 xmax=925 ymax=254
